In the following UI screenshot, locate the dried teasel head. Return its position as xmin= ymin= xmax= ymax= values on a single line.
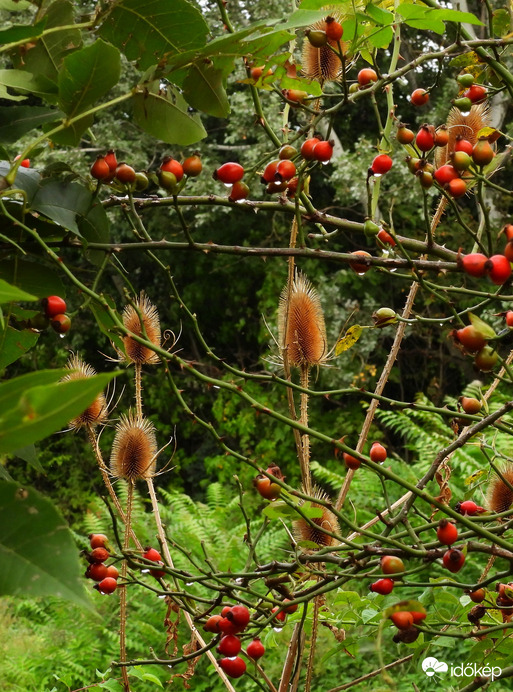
xmin=486 ymin=465 xmax=513 ymax=514
xmin=301 ymin=12 xmax=349 ymax=83
xmin=278 ymin=271 xmax=328 ymax=368
xmin=435 ymin=103 xmax=491 ymax=168
xmin=62 ymin=354 xmax=107 ymax=429
xmin=293 ymin=487 xmax=340 ymax=548
xmin=121 ymin=292 xmax=161 ymax=365
xmin=110 ymin=411 xmax=157 ymax=480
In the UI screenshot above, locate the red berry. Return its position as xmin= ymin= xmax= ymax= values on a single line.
xmin=230 ymin=605 xmax=250 ymax=628
xmin=96 ymin=577 xmax=118 ymax=594
xmin=183 ymin=154 xmax=202 ymax=177
xmin=460 ymin=397 xmax=482 ymax=414
xmin=451 ymin=151 xmax=472 ymax=172
xmin=370 ymin=578 xmax=394 ymax=595
xmin=503 ymin=224 xmax=513 ymax=241
xmin=410 ymin=611 xmax=427 ymax=623
xmin=250 ymin=66 xmax=272 ymax=81
xmin=469 ymin=588 xmax=486 ymax=603
xmin=143 ymin=547 xmax=165 ymax=578
xmin=217 ymin=634 xmax=241 ymax=657
xmin=203 ymin=615 xmax=223 ymax=633
xmin=228 ymin=181 xmax=250 ymax=202
xmin=261 ymin=160 xmax=279 ymax=183
xmin=434 ymin=164 xmax=459 ymax=186
xmin=443 ymin=548 xmax=465 ymax=573
xmin=464 ymin=84 xmax=487 ymax=104
xmin=380 ymin=555 xmax=405 ymax=575
xmin=455 ymin=325 xmax=486 ymax=353
xmin=89 ymin=533 xmax=108 ymax=549
xmin=301 ymin=137 xmax=320 ymax=160
xmin=506 ymin=311 xmax=513 ymax=328
xmin=213 ymin=162 xmax=244 ymax=185
xmin=474 ymin=346 xmax=498 ymax=372
xmin=390 ymin=611 xmax=414 ymax=629
xmin=447 ymin=178 xmax=467 ymax=198
xmin=90 ymin=156 xmax=111 ymax=180
xmin=161 ymin=157 xmax=184 ymax=182
xmin=454 ymin=137 xmax=473 ymax=155
xmin=488 ymin=254 xmax=511 ymax=285
xmin=410 ymin=88 xmax=429 ymax=106
xmin=254 ymin=475 xmax=281 ymax=500
xmin=283 ymin=598 xmax=298 ymax=613
xmin=271 ymin=606 xmax=287 ymax=622
xmin=275 ymin=159 xmax=296 ymax=182
xmin=472 ymin=138 xmax=494 ymax=166
xmin=278 ymin=145 xmax=297 ymax=160
xmin=85 ymin=562 xmax=109 ymax=582
xmin=370 ymin=442 xmax=387 ymax=463
xmin=436 ymin=519 xmax=458 ymax=545
xmin=325 ymin=17 xmax=343 ymax=41
xmin=90 ymin=547 xmax=109 ymax=563
xmin=312 ymin=140 xmax=334 ymax=163
xmin=221 ymin=606 xmax=233 ymax=617
xmin=357 ymin=68 xmax=377 ymax=86
xmin=371 ymin=154 xmax=393 ymax=175
xmin=19 ymin=158 xmax=30 ymax=168
xmin=460 ymin=253 xmax=488 ymax=278
xmin=434 ymin=126 xmax=449 ymax=147
xmin=104 ymin=150 xmax=118 ymax=173
xmin=396 ymin=125 xmax=415 ymax=145
xmin=115 ymin=163 xmax=136 ymax=184
xmin=106 ymin=565 xmax=119 ymax=579
xmin=219 ymin=657 xmax=246 ymax=679
xmin=504 ymin=241 xmax=513 ymax=263
xmin=349 ymin=250 xmax=371 ymax=274
xmin=283 ymin=89 xmax=308 ymax=104
xmin=415 ymin=124 xmax=435 ymax=152
xmin=377 ymin=229 xmax=396 ymax=246
xmin=218 ymin=617 xmax=242 ymax=635
xmin=456 ymin=500 xmax=478 ymax=515
xmin=50 ymin=314 xmax=71 ymax=334
xmin=42 ymin=295 xmax=67 ymax=318
xmin=246 ymin=638 xmax=265 ymax=660
xmin=343 ymin=451 xmax=361 ymax=470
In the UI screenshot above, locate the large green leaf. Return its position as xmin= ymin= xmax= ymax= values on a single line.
xmin=0 ymin=481 xmax=92 ymax=608
xmin=30 ymin=179 xmax=93 ymax=235
xmin=0 ymin=106 xmax=61 ymax=143
xmin=58 ymin=39 xmax=121 ymax=119
xmin=133 ymin=84 xmax=207 ymax=145
xmin=0 ymin=69 xmax=57 ymax=102
xmin=77 ymin=203 xmax=110 ymax=266
xmin=90 ymin=296 xmax=126 ymax=356
xmin=0 ymin=325 xmax=39 ymax=369
xmin=0 ymin=18 xmax=47 ymax=45
xmin=0 ymin=369 xmax=67 ymax=415
xmin=0 ymin=278 xmax=36 ymax=304
xmin=22 ymin=0 xmax=82 ymax=82
xmin=0 ymin=258 xmax=64 ymax=299
xmin=98 ymin=0 xmax=209 ymax=70
xmin=0 ymin=371 xmax=119 ymax=454
xmin=183 ymin=61 xmax=230 ymax=118
xmin=0 ymin=160 xmax=41 ymax=201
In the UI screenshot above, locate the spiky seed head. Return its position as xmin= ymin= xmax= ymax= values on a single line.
xmin=293 ymin=487 xmax=340 ymax=548
xmin=62 ymin=354 xmax=107 ymax=429
xmin=435 ymin=103 xmax=490 ymax=168
xmin=486 ymin=466 xmax=513 ymax=514
xmin=121 ymin=292 xmax=161 ymax=365
xmin=278 ymin=271 xmax=327 ymax=367
xmin=110 ymin=411 xmax=157 ymax=480
xmin=301 ymin=12 xmax=348 ymax=83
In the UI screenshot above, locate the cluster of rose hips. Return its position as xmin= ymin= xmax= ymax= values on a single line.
xmin=452 ymin=320 xmax=499 ymax=372
xmin=203 ymin=604 xmax=265 ymax=678
xmin=305 ymin=15 xmax=344 ymax=49
xmin=84 ymin=533 xmax=119 ymax=595
xmin=158 ymin=154 xmax=202 ymax=193
xmin=33 ymin=295 xmax=71 ymax=334
xmin=341 ymin=441 xmax=387 ymax=471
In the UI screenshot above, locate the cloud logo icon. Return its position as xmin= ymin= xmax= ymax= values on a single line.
xmin=422 ymin=657 xmax=448 ymax=677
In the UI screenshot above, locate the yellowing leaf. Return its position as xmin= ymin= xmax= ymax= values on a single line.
xmin=476 ymin=126 xmax=500 ymax=143
xmin=468 ymin=312 xmax=496 ymax=339
xmin=335 ymin=325 xmax=362 ymax=355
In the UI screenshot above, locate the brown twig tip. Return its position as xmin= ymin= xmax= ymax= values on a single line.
xmin=293 ymin=487 xmax=340 ymax=548
xmin=121 ymin=291 xmax=161 ymax=365
xmin=110 ymin=411 xmax=158 ymax=480
xmin=301 ymin=14 xmax=347 ymax=83
xmin=278 ymin=271 xmax=328 ymax=368
xmin=62 ymin=353 xmax=108 ymax=429
xmin=486 ymin=466 xmax=513 ymax=514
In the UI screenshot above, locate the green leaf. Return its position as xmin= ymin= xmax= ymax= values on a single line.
xmin=279 ymin=9 xmax=330 ymax=28
xmin=0 ymin=106 xmax=62 ymax=143
xmin=365 ymin=4 xmax=394 ymax=25
xmin=0 ymin=259 xmax=64 ymax=299
xmin=450 ymin=51 xmax=480 ymax=69
xmin=98 ymin=0 xmax=209 ymax=71
xmin=0 ymin=0 xmax=31 ymax=8
xmin=183 ymin=61 xmax=230 ymax=118
xmin=0 ymin=69 xmax=57 ymax=102
xmin=133 ymin=84 xmax=207 ymax=145
xmin=0 ymin=325 xmax=39 ymax=369
xmin=492 ymin=8 xmax=510 ymax=37
xmin=279 ymin=75 xmax=322 ymax=96
xmin=0 ymin=371 xmax=119 ymax=454
xmin=262 ymin=500 xmax=299 ymax=519
xmin=432 ymin=8 xmax=483 ymax=25
xmin=0 ymin=370 xmax=67 ymax=416
xmin=90 ymin=296 xmax=126 ymax=356
xmin=58 ymin=39 xmax=121 ymax=119
xmin=0 ymin=18 xmax=47 ymax=44
xmin=335 ymin=325 xmax=363 ymax=355
xmin=77 ymin=203 xmax=110 ymax=266
xmin=0 ymin=481 xmax=92 ymax=608
xmin=368 ymin=25 xmax=394 ymax=49
xmin=468 ymin=312 xmax=495 ymax=339
xmin=0 ymin=160 xmax=41 ymax=201
xmin=11 ymin=443 xmax=44 ymax=473
xmin=130 ymin=667 xmax=163 ymax=687
xmin=22 ymin=0 xmax=82 ymax=82
xmin=0 ymin=278 xmax=37 ymax=303
xmin=30 ymin=179 xmax=93 ymax=235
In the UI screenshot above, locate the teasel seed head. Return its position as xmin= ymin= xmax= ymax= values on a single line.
xmin=278 ymin=271 xmax=328 ymax=368
xmin=121 ymin=292 xmax=161 ymax=365
xmin=110 ymin=411 xmax=157 ymax=480
xmin=486 ymin=466 xmax=513 ymax=514
xmin=62 ymin=354 xmax=108 ymax=429
xmin=293 ymin=487 xmax=340 ymax=548
xmin=301 ymin=12 xmax=349 ymax=83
